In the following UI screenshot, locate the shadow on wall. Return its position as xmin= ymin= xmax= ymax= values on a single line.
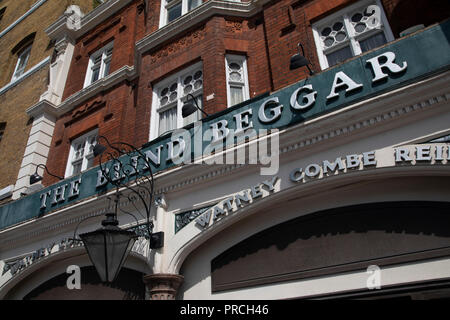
xmin=389 ymin=0 xmax=450 ymax=38
xmin=210 ymin=201 xmax=450 ymax=292
xmin=20 ymin=266 xmax=145 ymax=300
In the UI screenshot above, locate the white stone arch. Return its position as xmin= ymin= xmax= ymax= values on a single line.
xmin=167 ymin=165 xmax=450 ymax=279
xmin=0 ymin=245 xmax=150 ymax=300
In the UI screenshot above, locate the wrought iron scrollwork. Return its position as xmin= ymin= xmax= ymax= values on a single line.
xmin=96 ymin=136 xmax=155 ymax=239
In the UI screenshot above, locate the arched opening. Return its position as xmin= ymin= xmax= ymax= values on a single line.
xmin=210 ymin=201 xmax=450 ymax=294
xmin=22 ymin=266 xmax=145 ymax=300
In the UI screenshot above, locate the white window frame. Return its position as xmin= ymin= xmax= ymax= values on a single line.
xmin=83 ymin=41 xmax=114 ymax=88
xmin=65 ymin=129 xmax=98 ymax=177
xmin=225 ymin=54 xmax=250 ymax=108
xmin=159 ymin=0 xmax=203 ymax=28
xmin=312 ymin=0 xmax=394 ymax=70
xmin=12 ymin=44 xmax=32 ymax=81
xmin=150 ymin=62 xmax=203 ymax=140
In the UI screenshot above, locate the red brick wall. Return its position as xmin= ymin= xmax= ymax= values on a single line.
xmin=62 ymin=0 xmax=143 ymax=100
xmin=261 ymin=0 xmax=356 ymax=91
xmin=134 ymin=15 xmax=272 ymax=147
xmin=134 ymin=0 xmax=450 ymax=146
xmin=44 ymin=82 xmax=137 ymax=185
xmin=44 ymin=0 xmax=145 ymax=184
xmin=256 ymin=0 xmax=449 ymax=91
xmin=44 ymin=0 xmax=450 ymax=184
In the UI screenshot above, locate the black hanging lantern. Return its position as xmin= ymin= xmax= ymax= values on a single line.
xmin=79 ymin=213 xmax=136 ymax=283
xmin=74 ymin=136 xmax=163 ymax=283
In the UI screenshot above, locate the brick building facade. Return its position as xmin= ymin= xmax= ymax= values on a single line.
xmin=44 ymin=0 xmax=450 ymax=181
xmin=0 ymin=0 xmax=449 ymax=300
xmin=0 ymin=0 xmax=95 ymax=202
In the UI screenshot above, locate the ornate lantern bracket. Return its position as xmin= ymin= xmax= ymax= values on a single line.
xmin=73 ymin=136 xmax=163 ymax=283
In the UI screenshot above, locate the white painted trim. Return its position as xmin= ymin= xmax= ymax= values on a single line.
xmin=0 ymin=185 xmax=14 ymax=201
xmin=136 ymin=0 xmax=271 ymax=56
xmin=312 ymin=0 xmax=394 ymax=70
xmin=45 ymin=0 xmax=134 ymax=41
xmin=57 ymin=65 xmax=137 ymax=115
xmin=159 ymin=0 xmax=204 ymax=28
xmin=149 ymin=61 xmax=203 ymax=141
xmin=26 ymin=100 xmax=59 ymax=118
xmin=225 ymin=54 xmax=250 ymax=108
xmin=210 ymin=257 xmax=450 ymax=299
xmin=11 ymin=45 xmax=32 ymax=82
xmin=0 ymin=0 xmax=47 ymax=39
xmin=0 ymin=56 xmax=50 ymax=96
xmin=83 ymin=41 xmax=114 ymax=88
xmin=64 ymin=129 xmax=98 ymax=178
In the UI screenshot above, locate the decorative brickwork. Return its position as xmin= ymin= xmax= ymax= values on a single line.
xmin=42 ymin=0 xmax=450 ymax=185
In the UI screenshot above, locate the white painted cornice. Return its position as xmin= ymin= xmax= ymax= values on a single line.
xmin=2 ymin=71 xmax=449 ymax=247
xmin=135 ymin=0 xmax=270 ymax=56
xmin=26 ymin=99 xmax=59 ymax=118
xmin=45 ymin=0 xmax=134 ymax=41
xmin=55 ymin=65 xmax=137 ymax=115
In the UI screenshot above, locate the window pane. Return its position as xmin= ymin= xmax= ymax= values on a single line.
xmin=188 ymin=0 xmax=202 ymax=11
xmin=14 ymin=47 xmax=31 ymax=79
xmin=359 ymin=32 xmax=386 ymax=53
xmin=86 ymin=135 xmax=97 ymax=155
xmin=103 ymin=60 xmax=111 ymax=77
xmin=182 ymin=69 xmax=203 ymax=96
xmin=230 ymin=86 xmax=244 ymax=106
xmin=85 ymin=156 xmax=94 ymax=171
xmin=85 ymin=43 xmax=113 ymax=87
xmin=16 ymin=58 xmax=27 ymax=74
xmin=167 ymin=3 xmax=182 ymax=22
xmin=73 ymin=143 xmax=85 ymax=160
xmin=91 ymin=67 xmax=100 ymax=83
xmin=72 ymin=161 xmax=82 ymax=175
xmin=159 ymin=107 xmax=177 ymax=135
xmin=326 ymin=46 xmax=352 ymax=67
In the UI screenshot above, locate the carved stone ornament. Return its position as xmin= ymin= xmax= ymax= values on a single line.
xmin=225 ymin=21 xmax=243 ymax=33
xmin=150 ymin=26 xmax=206 ymax=64
xmin=143 ymin=273 xmax=184 ymax=300
xmin=69 ymin=99 xmax=105 ymax=122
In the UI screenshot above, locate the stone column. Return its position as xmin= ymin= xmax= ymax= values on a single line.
xmin=143 ymin=273 xmax=184 ymax=300
xmin=12 ymin=102 xmax=57 ymax=199
xmin=153 ymin=194 xmax=168 ymax=272
xmin=13 ymin=5 xmax=83 ymax=199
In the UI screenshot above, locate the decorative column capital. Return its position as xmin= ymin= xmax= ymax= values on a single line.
xmin=154 ymin=194 xmax=168 ymax=209
xmin=143 ymin=273 xmax=184 ymax=300
xmin=54 ymin=35 xmax=74 ymax=56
